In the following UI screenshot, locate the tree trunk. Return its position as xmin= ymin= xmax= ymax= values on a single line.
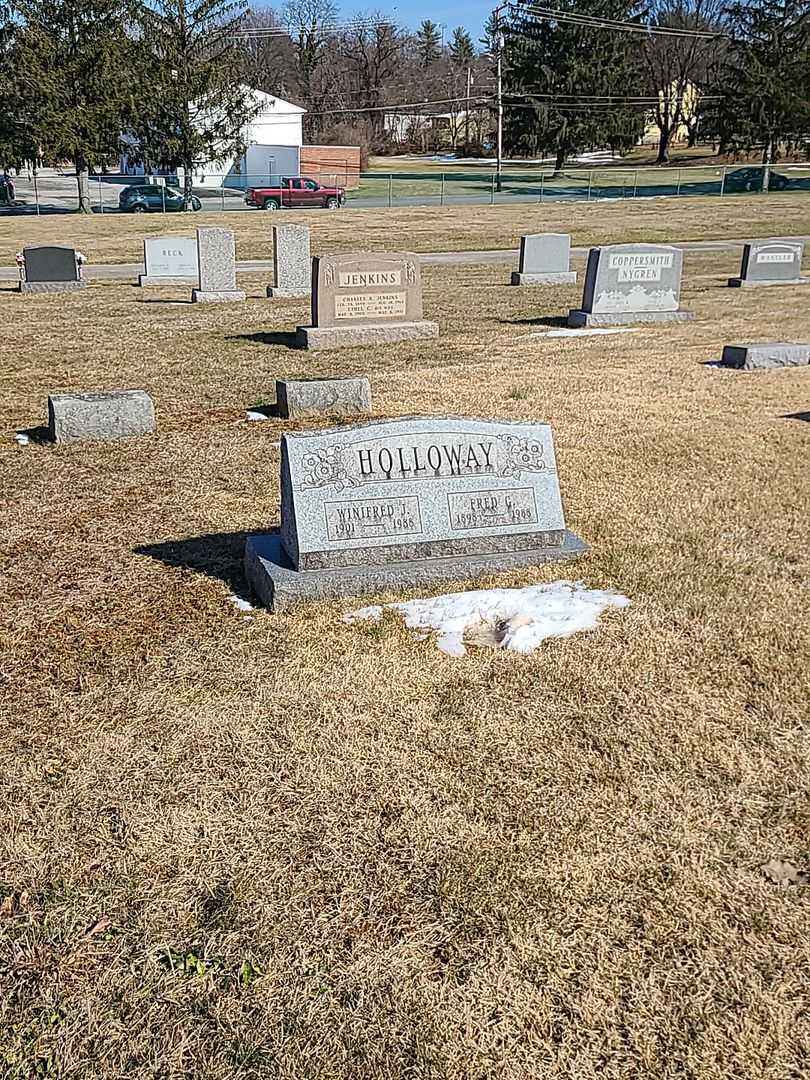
xmin=656 ymin=126 xmax=671 ymax=165
xmin=76 ymin=157 xmax=92 ymax=214
xmin=183 ymin=158 xmax=194 ymax=209
xmin=553 ymin=146 xmax=565 ymax=175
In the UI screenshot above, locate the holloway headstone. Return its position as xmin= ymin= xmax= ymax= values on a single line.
xmin=728 ymin=240 xmax=808 ymax=288
xmin=47 ymin=390 xmax=155 ymax=444
xmin=20 ymin=246 xmax=85 ymax=294
xmin=721 ymin=342 xmax=810 ymax=370
xmin=511 ymin=233 xmax=576 ymax=286
xmin=275 ymin=377 xmax=371 ymax=419
xmin=295 ymin=252 xmax=439 ymax=351
xmin=139 ymin=236 xmax=199 ymax=286
xmin=568 ymin=244 xmax=693 ymax=327
xmin=267 ymin=224 xmax=311 ymax=298
xmin=192 ymin=227 xmax=245 ymax=303
xmin=244 ymin=416 xmax=588 ymax=610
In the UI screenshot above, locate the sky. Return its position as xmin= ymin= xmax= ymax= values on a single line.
xmin=346 ymin=1 xmax=494 ymax=39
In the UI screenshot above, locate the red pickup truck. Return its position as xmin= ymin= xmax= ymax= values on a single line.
xmin=244 ymin=177 xmax=346 ymax=211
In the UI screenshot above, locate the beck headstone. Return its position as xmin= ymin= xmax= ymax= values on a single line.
xmin=728 ymin=240 xmax=807 ymax=288
xmin=568 ymin=244 xmax=693 ymax=327
xmin=295 ymin=252 xmax=439 ymax=351
xmin=140 ymin=236 xmax=199 ymax=286
xmin=267 ymin=224 xmax=311 ymax=298
xmin=244 ymin=416 xmax=587 ymax=610
xmin=511 ymin=233 xmax=576 ymax=286
xmin=721 ymin=342 xmax=810 ymax=369
xmin=275 ymin=377 xmax=371 ymax=419
xmin=47 ymin=390 xmax=155 ymax=444
xmin=192 ymin=227 xmax=245 ymax=303
xmin=20 ymin=246 xmax=85 ymax=294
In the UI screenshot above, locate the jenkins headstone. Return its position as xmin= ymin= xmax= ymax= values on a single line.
xmin=20 ymin=246 xmax=85 ymax=294
xmin=295 ymin=252 xmax=439 ymax=350
xmin=140 ymin=236 xmax=199 ymax=286
xmin=569 ymin=244 xmax=693 ymax=327
xmin=728 ymin=240 xmax=807 ymax=288
xmin=192 ymin=227 xmax=245 ymax=303
xmin=244 ymin=416 xmax=588 ymax=609
xmin=267 ymin=224 xmax=311 ymax=298
xmin=511 ymin=233 xmax=576 ymax=286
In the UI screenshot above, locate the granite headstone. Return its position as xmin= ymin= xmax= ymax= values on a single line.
xmin=511 ymin=233 xmax=576 ymax=286
xmin=721 ymin=342 xmax=810 ymax=369
xmin=275 ymin=377 xmax=371 ymax=419
xmin=728 ymin=240 xmax=808 ymax=288
xmin=192 ymin=227 xmax=245 ymax=303
xmin=267 ymin=224 xmax=311 ymax=298
xmin=20 ymin=246 xmax=85 ymax=294
xmin=140 ymin=236 xmax=199 ymax=286
xmin=47 ymin=390 xmax=155 ymax=443
xmin=295 ymin=252 xmax=439 ymax=350
xmin=569 ymin=244 xmax=693 ymax=327
xmin=245 ymin=416 xmax=587 ymax=609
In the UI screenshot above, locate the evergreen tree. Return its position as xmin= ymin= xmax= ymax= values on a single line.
xmin=449 ymin=26 xmax=475 ymax=66
xmin=416 ymin=18 xmax=442 ymax=66
xmin=503 ymin=1 xmax=648 ymax=171
xmin=130 ymin=0 xmax=258 ymax=207
xmin=11 ymin=0 xmax=133 ymax=211
xmin=711 ymin=0 xmax=810 ymax=164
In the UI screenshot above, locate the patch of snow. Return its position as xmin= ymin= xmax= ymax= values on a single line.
xmin=229 ymin=594 xmax=255 ymax=612
xmin=14 ymin=432 xmax=30 ymax=445
xmin=522 ymin=327 xmax=640 ymax=340
xmin=246 ymin=409 xmax=271 ymax=422
xmin=345 ymin=581 xmax=630 ymax=657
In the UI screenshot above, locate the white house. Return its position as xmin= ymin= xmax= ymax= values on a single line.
xmin=119 ymin=88 xmax=307 ymax=188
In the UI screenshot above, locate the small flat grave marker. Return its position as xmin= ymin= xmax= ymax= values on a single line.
xmin=20 ymin=246 xmax=85 ymax=294
xmin=267 ymin=224 xmax=311 ymax=298
xmin=568 ymin=243 xmax=693 ymax=327
xmin=275 ymin=377 xmax=371 ymax=419
xmin=728 ymin=240 xmax=808 ymax=288
xmin=511 ymin=233 xmax=576 ymax=285
xmin=48 ymin=390 xmax=155 ymax=444
xmin=721 ymin=342 xmax=810 ymax=369
xmin=245 ymin=416 xmax=587 ymax=610
xmin=295 ymin=252 xmax=439 ymax=350
xmin=139 ymin=236 xmax=199 ymax=286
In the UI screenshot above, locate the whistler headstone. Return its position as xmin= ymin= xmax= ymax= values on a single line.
xmin=511 ymin=233 xmax=576 ymax=286
xmin=295 ymin=252 xmax=439 ymax=351
xmin=728 ymin=240 xmax=807 ymax=288
xmin=721 ymin=342 xmax=810 ymax=369
xmin=139 ymin=236 xmax=199 ymax=286
xmin=267 ymin=224 xmax=310 ymax=298
xmin=20 ymin=246 xmax=85 ymax=294
xmin=244 ymin=416 xmax=587 ymax=610
xmin=192 ymin=227 xmax=245 ymax=303
xmin=568 ymin=243 xmax=693 ymax=327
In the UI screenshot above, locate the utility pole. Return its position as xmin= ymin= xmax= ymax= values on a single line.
xmin=465 ymin=65 xmax=471 ymax=154
xmin=495 ymin=5 xmax=504 ymax=193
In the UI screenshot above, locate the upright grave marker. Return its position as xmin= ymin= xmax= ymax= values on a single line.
xmin=47 ymin=390 xmax=155 ymax=443
xmin=568 ymin=243 xmax=693 ymax=327
xmin=267 ymin=224 xmax=310 ymax=298
xmin=295 ymin=252 xmax=439 ymax=350
xmin=192 ymin=227 xmax=245 ymax=303
xmin=511 ymin=233 xmax=576 ymax=285
xmin=244 ymin=416 xmax=587 ymax=610
xmin=139 ymin=236 xmax=199 ymax=286
xmin=728 ymin=240 xmax=808 ymax=288
xmin=19 ymin=246 xmax=85 ymax=294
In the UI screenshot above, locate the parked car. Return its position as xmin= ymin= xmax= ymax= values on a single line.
xmin=244 ymin=177 xmax=346 ymax=210
xmin=118 ymin=184 xmax=202 ymax=212
xmin=723 ymin=167 xmax=789 ymax=193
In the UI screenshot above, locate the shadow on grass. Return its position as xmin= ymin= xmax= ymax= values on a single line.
xmin=137 ymin=297 xmax=193 ymax=306
xmin=136 ymin=531 xmax=252 ymax=594
xmin=503 ymin=315 xmax=569 ymax=328
xmin=782 ymin=411 xmax=810 ymax=423
xmin=15 ymin=425 xmax=51 ymax=445
xmin=229 ymin=331 xmax=300 ymax=349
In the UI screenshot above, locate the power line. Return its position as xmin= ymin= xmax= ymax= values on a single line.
xmin=233 ymin=20 xmax=401 ymax=40
xmin=512 ymin=4 xmax=724 ymax=39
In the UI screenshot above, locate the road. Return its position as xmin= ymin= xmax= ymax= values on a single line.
xmin=3 ymin=235 xmax=809 ymax=282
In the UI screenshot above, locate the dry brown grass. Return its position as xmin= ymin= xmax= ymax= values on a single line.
xmin=1 ymin=192 xmax=809 ymax=266
xmin=1 ymin=249 xmax=810 ymax=1079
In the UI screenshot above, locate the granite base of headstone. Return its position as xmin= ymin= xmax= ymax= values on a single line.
xmin=727 ymin=240 xmax=808 ymax=288
xmin=191 ymin=227 xmax=245 ymax=304
xmin=139 ymin=236 xmax=199 ymax=287
xmin=244 ymin=416 xmax=588 ymax=610
xmin=295 ymin=253 xmax=439 ymax=351
xmin=267 ymin=224 xmax=311 ymax=298
xmin=568 ymin=243 xmax=693 ymax=327
xmin=48 ymin=390 xmax=155 ymax=444
xmin=276 ymin=377 xmax=371 ymax=419
xmin=19 ymin=245 xmax=86 ymax=294
xmin=721 ymin=343 xmax=810 ymax=370
xmin=511 ymin=233 xmax=576 ymax=286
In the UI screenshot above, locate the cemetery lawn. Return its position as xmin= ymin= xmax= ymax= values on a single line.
xmin=0 ymin=191 xmax=809 ymax=266
xmin=2 ymin=251 xmax=810 ymax=1078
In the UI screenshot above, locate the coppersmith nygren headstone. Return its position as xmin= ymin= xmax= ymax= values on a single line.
xmin=568 ymin=243 xmax=693 ymax=327
xmin=245 ymin=416 xmax=587 ymax=610
xmin=295 ymin=252 xmax=439 ymax=350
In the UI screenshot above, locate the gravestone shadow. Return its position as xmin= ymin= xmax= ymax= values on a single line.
xmin=229 ymin=331 xmax=300 ymax=349
xmin=782 ymin=411 xmax=810 ymax=423
xmin=136 ymin=530 xmax=256 ymax=594
xmin=503 ymin=315 xmax=569 ymax=328
xmin=14 ymin=425 xmax=51 ymax=445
